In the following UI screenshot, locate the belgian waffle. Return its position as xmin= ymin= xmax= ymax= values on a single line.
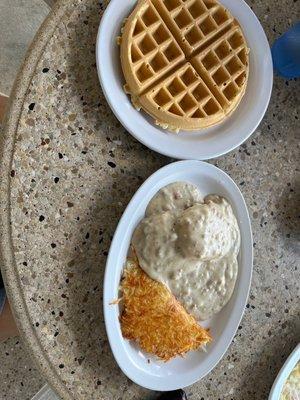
xmin=119 ymin=0 xmax=249 ymax=132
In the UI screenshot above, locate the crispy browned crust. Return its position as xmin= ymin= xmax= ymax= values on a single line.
xmin=120 ymin=259 xmax=212 ymax=361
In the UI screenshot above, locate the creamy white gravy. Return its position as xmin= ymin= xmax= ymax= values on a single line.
xmin=132 ymin=182 xmax=240 ymax=321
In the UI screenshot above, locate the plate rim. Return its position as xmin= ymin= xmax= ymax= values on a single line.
xmin=96 ymin=0 xmax=273 ymax=160
xmin=268 ymin=343 xmax=300 ymax=400
xmin=103 ymin=160 xmax=253 ymax=390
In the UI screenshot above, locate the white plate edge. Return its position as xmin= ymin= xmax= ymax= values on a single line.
xmin=269 ymin=343 xmax=300 ymax=400
xmin=103 ymin=160 xmax=253 ymax=390
xmin=96 ymin=0 xmax=273 ymax=160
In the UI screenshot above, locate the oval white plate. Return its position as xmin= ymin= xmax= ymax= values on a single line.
xmin=104 ymin=160 xmax=253 ymax=390
xmin=96 ymin=0 xmax=273 ymax=160
xmin=269 ymin=343 xmax=300 ymax=400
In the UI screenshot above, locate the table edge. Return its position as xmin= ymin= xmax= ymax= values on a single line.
xmin=0 ymin=1 xmax=77 ymax=399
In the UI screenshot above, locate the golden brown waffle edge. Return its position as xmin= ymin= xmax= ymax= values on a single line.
xmin=119 ymin=0 xmax=249 ymax=132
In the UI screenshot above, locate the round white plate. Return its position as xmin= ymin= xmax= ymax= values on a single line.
xmin=103 ymin=160 xmax=253 ymax=390
xmin=269 ymin=343 xmax=300 ymax=400
xmin=96 ymin=0 xmax=273 ymax=160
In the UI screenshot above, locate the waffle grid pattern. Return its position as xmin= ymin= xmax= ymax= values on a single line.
xmin=121 ymin=0 xmax=249 ymax=129
xmin=191 ymin=27 xmax=248 ymax=107
xmin=153 ymin=0 xmax=234 ymax=55
xmin=129 ymin=1 xmax=184 ymax=91
xmin=145 ymin=64 xmax=222 ymax=118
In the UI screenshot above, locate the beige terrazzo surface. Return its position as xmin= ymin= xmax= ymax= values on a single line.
xmin=0 ymin=336 xmax=45 ymax=400
xmin=0 ymin=0 xmax=299 ymax=399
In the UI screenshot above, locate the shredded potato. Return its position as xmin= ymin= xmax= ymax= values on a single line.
xmin=120 ymin=259 xmax=212 ymax=361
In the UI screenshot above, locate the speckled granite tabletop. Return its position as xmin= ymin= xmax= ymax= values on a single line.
xmin=0 ymin=0 xmax=299 ymax=399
